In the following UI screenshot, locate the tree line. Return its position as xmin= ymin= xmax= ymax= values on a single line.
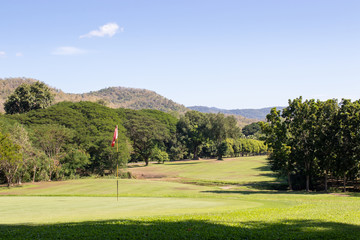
xmin=0 ymin=82 xmax=266 ymax=187
xmin=261 ymin=97 xmax=360 ymax=192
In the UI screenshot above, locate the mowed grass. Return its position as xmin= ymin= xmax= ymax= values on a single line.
xmin=128 ymin=156 xmax=278 ymax=184
xmin=1 ymin=156 xmax=360 ymax=239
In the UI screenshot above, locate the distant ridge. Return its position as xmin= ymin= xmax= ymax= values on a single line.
xmin=188 ymin=106 xmax=285 ymax=120
xmin=0 ymin=78 xmax=272 ymax=127
xmin=0 ymin=78 xmax=187 ymax=113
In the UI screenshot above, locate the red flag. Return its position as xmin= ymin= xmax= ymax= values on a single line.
xmin=111 ymin=125 xmax=118 ymax=147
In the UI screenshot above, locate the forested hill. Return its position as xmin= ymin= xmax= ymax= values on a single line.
xmin=0 ymin=78 xmax=188 ymax=113
xmin=188 ymin=106 xmax=285 ymax=120
xmin=86 ymin=87 xmax=187 ymax=112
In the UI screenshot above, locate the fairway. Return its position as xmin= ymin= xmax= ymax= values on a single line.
xmin=1 ymin=156 xmax=360 ymax=239
xmin=0 ymin=197 xmax=262 ymax=224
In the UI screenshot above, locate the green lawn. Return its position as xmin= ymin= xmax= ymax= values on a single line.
xmin=1 ymin=156 xmax=359 ymax=239
xmin=128 ymin=156 xmax=278 ymax=184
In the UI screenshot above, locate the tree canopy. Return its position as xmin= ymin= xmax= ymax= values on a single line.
xmin=261 ymin=97 xmax=360 ymax=192
xmin=4 ymin=81 xmax=54 ymax=114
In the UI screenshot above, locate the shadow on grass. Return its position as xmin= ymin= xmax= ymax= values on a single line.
xmin=201 ymin=189 xmax=330 ymax=195
xmin=0 ymin=219 xmax=359 ymax=239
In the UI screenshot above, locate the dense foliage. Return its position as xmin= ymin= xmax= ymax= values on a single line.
xmin=4 ymin=81 xmax=54 ymax=114
xmin=261 ymin=97 xmax=360 ymax=192
xmin=0 ymin=100 xmax=266 ymax=186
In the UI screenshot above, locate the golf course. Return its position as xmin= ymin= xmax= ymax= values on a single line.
xmin=1 ymin=156 xmax=359 ymax=239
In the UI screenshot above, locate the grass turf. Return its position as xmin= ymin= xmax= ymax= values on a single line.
xmin=0 ymin=156 xmax=359 ymax=239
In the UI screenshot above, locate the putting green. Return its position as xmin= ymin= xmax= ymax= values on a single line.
xmin=0 ymin=196 xmax=263 ymax=224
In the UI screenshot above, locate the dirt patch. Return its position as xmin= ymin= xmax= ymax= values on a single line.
xmin=0 ymin=181 xmax=69 ymax=195
xmin=329 ymin=193 xmax=350 ymax=197
xmin=132 ymin=173 xmax=168 ymax=179
xmin=219 ymin=186 xmax=234 ymax=190
xmin=174 ymin=187 xmax=192 ymax=190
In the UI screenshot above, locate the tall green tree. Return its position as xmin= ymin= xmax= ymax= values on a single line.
xmin=335 ymin=99 xmax=360 ymax=192
xmin=0 ymin=132 xmax=22 ymax=187
xmin=32 ymin=124 xmax=73 ymax=180
xmin=260 ymin=108 xmax=293 ymax=190
xmin=4 ymin=81 xmax=54 ymax=114
xmin=314 ymin=99 xmax=339 ymax=192
xmin=125 ymin=114 xmax=168 ymax=165
xmin=242 ymin=122 xmax=261 ymax=137
xmin=177 ymin=111 xmax=209 ymax=159
xmin=283 ymin=98 xmax=319 ymax=192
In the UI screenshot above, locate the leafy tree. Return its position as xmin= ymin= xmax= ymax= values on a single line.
xmin=60 ymin=148 xmax=90 ymax=178
xmin=242 ymin=122 xmax=261 ymax=136
xmin=314 ymin=99 xmax=339 ymax=192
xmin=0 ymin=132 xmax=22 ymax=187
xmin=335 ymin=99 xmax=360 ymax=191
xmin=151 ymin=146 xmax=169 ymax=164
xmin=125 ymin=113 xmax=168 ymax=165
xmin=282 ymin=98 xmax=320 ymax=192
xmin=9 ymin=101 xmax=131 ymax=175
xmin=207 ymin=113 xmax=227 ymax=144
xmin=217 ymin=141 xmax=228 ymax=160
xmin=0 ymin=118 xmax=37 ymax=184
xmin=177 ymin=111 xmax=209 ymax=159
xmin=4 ymin=81 xmax=54 ymax=114
xmin=32 ymin=124 xmax=73 ymax=180
xmin=260 ymin=108 xmax=294 ymax=190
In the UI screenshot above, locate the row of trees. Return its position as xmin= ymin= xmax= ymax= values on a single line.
xmin=261 ymin=97 xmax=360 ymax=192
xmin=177 ymin=111 xmax=266 ymax=160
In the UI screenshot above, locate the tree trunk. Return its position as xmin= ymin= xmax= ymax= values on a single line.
xmin=145 ymin=158 xmax=149 ymax=166
xmin=49 ymin=168 xmax=52 ymax=181
xmin=6 ymin=176 xmax=12 ymax=188
xmin=32 ymin=166 xmax=37 ymax=183
xmin=324 ymin=173 xmax=328 ymax=192
xmin=306 ymin=174 xmax=310 ymax=192
xmin=287 ymin=172 xmax=292 ymax=191
xmin=193 ymin=146 xmax=199 ymax=160
xmin=343 ymin=173 xmax=346 ymax=192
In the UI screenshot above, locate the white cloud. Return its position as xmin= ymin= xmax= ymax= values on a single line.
xmin=52 ymin=46 xmax=86 ymax=56
xmin=80 ymin=22 xmax=122 ymax=38
xmin=15 ymin=52 xmax=23 ymax=57
xmin=0 ymin=51 xmax=6 ymax=57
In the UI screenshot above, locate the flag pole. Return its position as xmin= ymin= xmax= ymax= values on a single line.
xmin=117 ymin=126 xmax=119 ymax=202
xmin=112 ymin=125 xmax=119 ymax=202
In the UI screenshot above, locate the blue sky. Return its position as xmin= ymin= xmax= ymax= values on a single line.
xmin=1 ymin=0 xmax=360 ymax=109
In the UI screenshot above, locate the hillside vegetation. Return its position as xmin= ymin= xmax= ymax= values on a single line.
xmin=0 ymin=78 xmax=187 ymax=113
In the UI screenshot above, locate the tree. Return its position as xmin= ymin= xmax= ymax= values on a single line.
xmin=335 ymin=99 xmax=360 ymax=192
xmin=0 ymin=132 xmax=23 ymax=187
xmin=0 ymin=118 xmax=37 ymax=184
xmin=151 ymin=147 xmax=169 ymax=164
xmin=4 ymin=81 xmax=54 ymax=114
xmin=314 ymin=99 xmax=339 ymax=192
xmin=32 ymin=124 xmax=73 ymax=180
xmin=260 ymin=108 xmax=294 ymax=190
xmin=177 ymin=111 xmax=209 ymax=159
xmin=125 ymin=114 xmax=168 ymax=166
xmin=60 ymin=148 xmax=90 ymax=178
xmin=217 ymin=141 xmax=228 ymax=160
xmin=242 ymin=122 xmax=261 ymax=137
xmin=283 ymin=98 xmax=320 ymax=192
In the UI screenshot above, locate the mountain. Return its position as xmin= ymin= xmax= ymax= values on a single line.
xmin=0 ymin=78 xmax=188 ymax=113
xmin=0 ymin=78 xmax=264 ymax=127
xmin=188 ymin=106 xmax=285 ymax=120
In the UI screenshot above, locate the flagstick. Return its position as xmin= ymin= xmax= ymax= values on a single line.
xmin=117 ymin=135 xmax=119 ymax=202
